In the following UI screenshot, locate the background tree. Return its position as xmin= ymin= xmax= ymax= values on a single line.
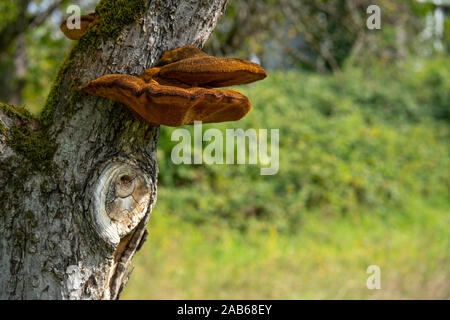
xmin=0 ymin=0 xmax=228 ymax=299
xmin=0 ymin=0 xmax=75 ymax=105
xmin=204 ymin=0 xmax=434 ymax=72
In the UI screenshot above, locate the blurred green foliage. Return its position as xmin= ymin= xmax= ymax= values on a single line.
xmin=156 ymin=56 xmax=449 ymax=232
xmin=0 ymin=0 xmax=93 ymax=111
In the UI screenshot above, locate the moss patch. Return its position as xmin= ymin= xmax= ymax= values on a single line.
xmin=0 ymin=102 xmax=33 ymax=122
xmin=77 ymin=0 xmax=147 ymax=52
xmin=6 ymin=124 xmax=56 ymax=172
xmin=40 ymin=51 xmax=76 ymax=130
xmin=1 ymin=102 xmax=56 ymax=172
xmin=95 ymin=0 xmax=147 ymax=38
xmin=0 ymin=121 xmax=5 ymax=135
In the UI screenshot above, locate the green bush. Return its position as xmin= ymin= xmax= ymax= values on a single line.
xmin=156 ymin=57 xmax=449 ymax=232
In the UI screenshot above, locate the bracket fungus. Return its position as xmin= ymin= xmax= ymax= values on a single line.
xmin=83 ymin=45 xmax=267 ymax=127
xmin=156 ymin=45 xmax=209 ymax=66
xmin=84 ymin=75 xmax=251 ymax=127
xmin=142 ymin=45 xmax=268 ymax=88
xmin=60 ymin=13 xmax=97 ymax=40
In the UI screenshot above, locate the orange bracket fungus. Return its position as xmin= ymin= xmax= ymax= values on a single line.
xmin=141 ymin=45 xmax=268 ymax=88
xmin=84 ymin=75 xmax=251 ymax=127
xmin=60 ymin=13 xmax=97 ymax=40
xmin=155 ymin=45 xmax=209 ymax=66
xmin=83 ymin=45 xmax=267 ymax=127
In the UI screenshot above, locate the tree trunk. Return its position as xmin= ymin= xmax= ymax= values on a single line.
xmin=0 ymin=0 xmax=228 ymax=300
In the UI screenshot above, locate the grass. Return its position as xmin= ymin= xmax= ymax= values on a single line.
xmin=122 ymin=196 xmax=449 ymax=299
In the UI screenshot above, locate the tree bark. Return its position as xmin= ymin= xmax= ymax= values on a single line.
xmin=0 ymin=0 xmax=228 ymax=300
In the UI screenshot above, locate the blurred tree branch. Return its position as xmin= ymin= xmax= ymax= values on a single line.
xmin=0 ymin=0 xmax=65 ymax=54
xmin=206 ymin=0 xmax=429 ymax=72
xmin=0 ymin=0 xmax=68 ymax=106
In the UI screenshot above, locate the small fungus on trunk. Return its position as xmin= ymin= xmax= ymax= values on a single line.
xmin=60 ymin=13 xmax=97 ymax=40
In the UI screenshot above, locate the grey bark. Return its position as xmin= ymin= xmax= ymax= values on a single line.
xmin=0 ymin=0 xmax=228 ymax=300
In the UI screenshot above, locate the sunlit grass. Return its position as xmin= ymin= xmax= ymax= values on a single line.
xmin=122 ymin=196 xmax=449 ymax=299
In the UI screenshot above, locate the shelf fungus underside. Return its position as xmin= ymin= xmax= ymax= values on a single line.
xmin=84 ymin=75 xmax=251 ymax=127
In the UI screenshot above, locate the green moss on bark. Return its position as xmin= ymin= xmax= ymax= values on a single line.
xmin=6 ymin=125 xmax=56 ymax=172
xmin=40 ymin=50 xmax=77 ymax=130
xmin=0 ymin=121 xmax=5 ymax=135
xmin=77 ymin=0 xmax=147 ymax=52
xmin=1 ymin=102 xmax=56 ymax=172
xmin=0 ymin=103 xmax=33 ymax=121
